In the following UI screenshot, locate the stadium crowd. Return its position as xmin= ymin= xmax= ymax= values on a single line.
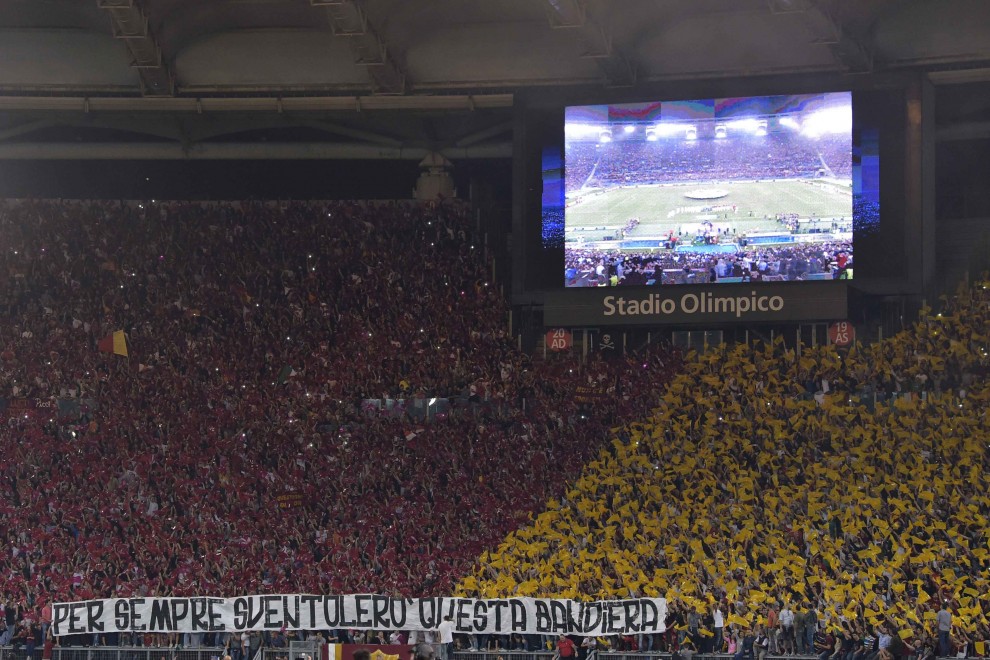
xmin=0 ymin=199 xmax=682 ymax=649
xmin=565 ymin=132 xmax=850 ymax=192
xmin=2 ymin=196 xmax=987 ymax=659
xmin=459 ymin=278 xmax=990 ymax=658
xmin=564 ymin=242 xmax=853 ymax=287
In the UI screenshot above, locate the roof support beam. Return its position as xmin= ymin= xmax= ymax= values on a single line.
xmin=0 ymin=94 xmax=512 ymax=113
xmin=98 ymin=0 xmax=174 ymax=96
xmin=542 ymin=0 xmax=636 ymax=87
xmin=311 ymin=0 xmax=406 ymax=95
xmin=454 ymin=120 xmax=514 ymax=148
xmin=301 ymin=119 xmax=403 ymax=146
xmin=767 ymin=0 xmax=873 ymax=73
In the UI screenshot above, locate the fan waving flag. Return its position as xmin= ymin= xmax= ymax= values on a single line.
xmin=97 ymin=330 xmax=128 ymax=357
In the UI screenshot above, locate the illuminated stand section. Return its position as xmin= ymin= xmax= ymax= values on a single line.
xmin=561 ymin=93 xmax=854 ymax=288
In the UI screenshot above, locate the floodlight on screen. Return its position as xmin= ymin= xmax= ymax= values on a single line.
xmin=623 ymin=125 xmax=636 ymax=134
xmin=802 ymin=105 xmax=852 ymax=138
xmin=725 ymin=118 xmax=761 ymax=132
xmin=651 ymin=123 xmax=687 ymax=138
xmin=565 ymin=122 xmax=606 ymax=139
xmin=779 ymin=116 xmax=800 ymax=130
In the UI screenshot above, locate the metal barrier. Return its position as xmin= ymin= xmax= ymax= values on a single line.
xmin=284 ymin=641 xmax=321 ymax=660
xmin=596 ymin=654 xmax=824 ymax=660
xmin=454 ymin=653 xmax=819 ymax=660
xmin=0 ymin=648 xmax=229 ymax=660
xmin=453 ymin=652 xmax=555 ymax=660
xmin=54 ymin=648 xmax=226 ymax=660
xmin=0 ymin=649 xmax=976 ymax=660
xmin=599 ymin=654 xmax=735 ymax=660
xmin=261 ymin=643 xmax=320 ymax=660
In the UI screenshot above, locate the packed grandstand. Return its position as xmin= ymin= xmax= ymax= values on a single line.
xmin=565 ymin=133 xmax=852 ymax=192
xmin=0 ymin=199 xmax=986 ymax=659
xmin=563 ymin=242 xmax=853 ymax=287
xmin=0 ymin=199 xmax=680 ymax=648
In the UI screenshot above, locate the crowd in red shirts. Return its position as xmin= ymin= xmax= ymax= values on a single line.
xmin=0 ymin=199 xmax=681 ymax=639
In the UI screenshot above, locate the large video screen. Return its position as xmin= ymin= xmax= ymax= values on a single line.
xmin=559 ymin=92 xmax=855 ymax=287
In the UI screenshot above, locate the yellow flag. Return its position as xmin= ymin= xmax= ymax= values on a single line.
xmin=729 ymin=614 xmax=751 ymax=627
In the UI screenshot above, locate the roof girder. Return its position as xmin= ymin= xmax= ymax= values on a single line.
xmin=311 ymin=0 xmax=407 ymax=94
xmin=98 ymin=0 xmax=175 ymax=96
xmin=542 ymin=0 xmax=636 ymax=87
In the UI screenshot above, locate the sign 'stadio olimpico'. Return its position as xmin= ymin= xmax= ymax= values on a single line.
xmin=544 ymin=282 xmax=847 ymax=326
xmin=603 ymin=290 xmax=785 ymax=318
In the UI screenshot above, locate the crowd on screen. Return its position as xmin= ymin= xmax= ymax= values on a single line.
xmin=542 ymin=207 xmax=565 ymax=249
xmin=0 ymin=199 xmax=683 ymax=651
xmin=565 ymin=133 xmax=851 ymax=192
xmin=564 ymin=242 xmax=853 ymax=287
xmin=461 ymin=278 xmax=990 ymax=659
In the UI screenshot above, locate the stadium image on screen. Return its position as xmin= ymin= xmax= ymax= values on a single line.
xmin=563 ymin=92 xmax=854 ymax=287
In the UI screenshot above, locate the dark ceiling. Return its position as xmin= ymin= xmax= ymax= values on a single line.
xmin=0 ymin=0 xmax=987 ymax=161
xmin=0 ymin=0 xmax=986 ymax=97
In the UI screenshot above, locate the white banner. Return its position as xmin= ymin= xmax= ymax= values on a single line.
xmin=53 ymin=595 xmax=666 ymax=637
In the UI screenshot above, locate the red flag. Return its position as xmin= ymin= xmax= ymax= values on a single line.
xmin=97 ymin=330 xmax=128 ymax=357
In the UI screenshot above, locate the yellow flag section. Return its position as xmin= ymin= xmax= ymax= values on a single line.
xmin=455 ymin=278 xmax=990 ymax=635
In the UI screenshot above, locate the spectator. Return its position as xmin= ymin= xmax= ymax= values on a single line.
xmin=938 ymin=603 xmax=952 ymax=657
xmin=437 ymin=615 xmax=454 ymax=660
xmin=736 ymin=630 xmax=755 ymax=660
xmin=557 ymin=633 xmax=577 ymax=659
xmin=780 ymin=604 xmax=795 ymax=655
xmin=755 ymin=627 xmax=770 ymax=660
xmin=815 ymin=627 xmax=836 ymax=660
xmin=413 ymin=644 xmax=436 ymax=660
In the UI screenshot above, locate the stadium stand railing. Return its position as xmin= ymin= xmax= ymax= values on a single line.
xmin=0 ymin=645 xmax=321 ymax=660
xmin=2 ymin=649 xmax=982 ymax=660
xmin=0 ymin=649 xmax=224 ymax=660
xmin=452 ymin=651 xmax=555 ymax=660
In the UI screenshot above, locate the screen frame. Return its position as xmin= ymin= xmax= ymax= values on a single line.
xmin=512 ymin=75 xmax=915 ymax=321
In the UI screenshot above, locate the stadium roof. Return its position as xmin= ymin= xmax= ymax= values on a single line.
xmin=4 ymin=0 xmax=990 ymax=98
xmin=0 ymin=0 xmax=988 ymax=159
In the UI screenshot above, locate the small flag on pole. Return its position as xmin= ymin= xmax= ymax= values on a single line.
xmin=97 ymin=330 xmax=128 ymax=357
